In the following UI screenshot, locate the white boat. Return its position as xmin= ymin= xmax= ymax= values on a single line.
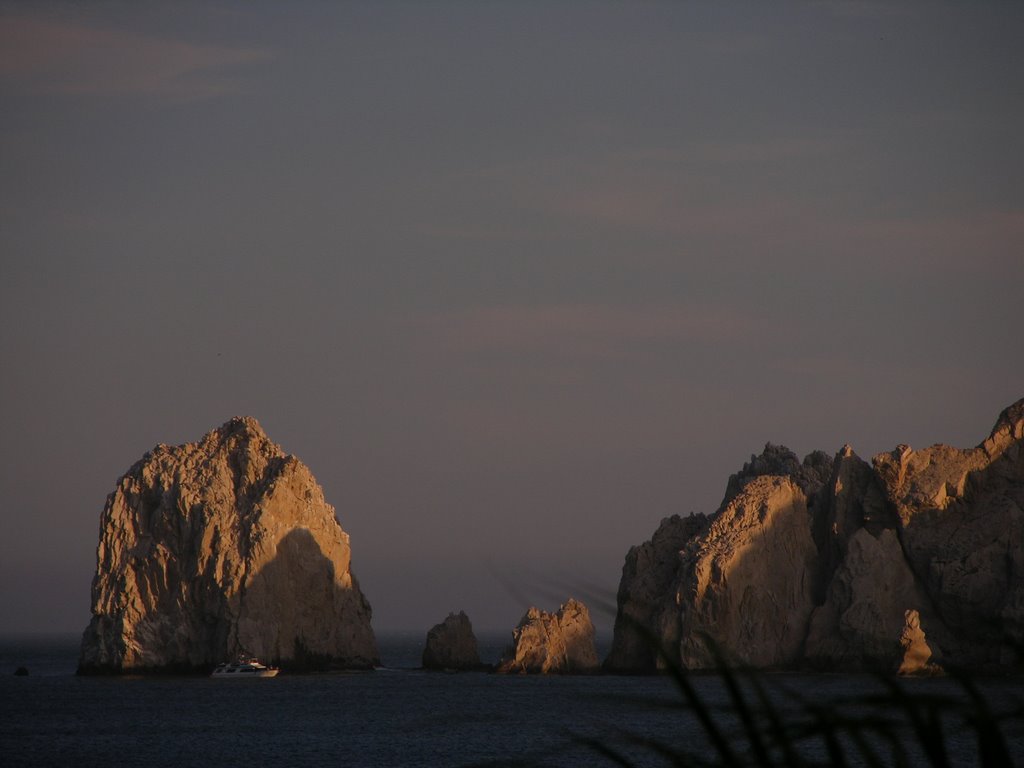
xmin=211 ymin=654 xmax=279 ymax=678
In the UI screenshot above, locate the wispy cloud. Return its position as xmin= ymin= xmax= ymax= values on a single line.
xmin=424 ymin=138 xmax=1023 ymax=279
xmin=0 ymin=15 xmax=271 ymax=101
xmin=849 ymin=209 xmax=1024 ymax=268
xmin=415 ymin=136 xmax=851 ymax=246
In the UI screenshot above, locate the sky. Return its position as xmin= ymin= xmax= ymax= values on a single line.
xmin=1 ymin=1 xmax=1022 ymax=639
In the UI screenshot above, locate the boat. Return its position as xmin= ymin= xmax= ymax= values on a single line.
xmin=211 ymin=653 xmax=279 ymax=678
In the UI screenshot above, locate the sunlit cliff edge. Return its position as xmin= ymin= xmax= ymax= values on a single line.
xmin=607 ymin=398 xmax=1024 ymax=673
xmin=78 ymin=416 xmax=378 ymax=674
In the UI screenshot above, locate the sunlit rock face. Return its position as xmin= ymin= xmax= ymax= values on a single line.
xmin=610 ymin=446 xmax=833 ymax=672
xmin=422 ymin=611 xmax=481 ymax=670
xmin=897 ymin=609 xmax=942 ymax=676
xmin=873 ymin=399 xmax=1024 ymax=666
xmin=496 ymin=599 xmax=599 ymax=674
xmin=677 ymin=476 xmax=819 ymax=668
xmin=610 ymin=399 xmax=1024 ymax=671
xmin=78 ymin=417 xmax=378 ymax=674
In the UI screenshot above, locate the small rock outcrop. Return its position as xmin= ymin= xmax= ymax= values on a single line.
xmin=897 ymin=609 xmax=942 ymax=676
xmin=78 ymin=417 xmax=378 ymax=674
xmin=609 ymin=398 xmax=1024 ymax=672
xmin=422 ymin=611 xmax=481 ymax=670
xmin=497 ymin=599 xmax=599 ymax=674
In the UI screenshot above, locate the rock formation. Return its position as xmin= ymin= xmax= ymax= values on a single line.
xmin=497 ymin=599 xmax=599 ymax=674
xmin=677 ymin=475 xmax=819 ymax=669
xmin=872 ymin=399 xmax=1024 ymax=667
xmin=605 ymin=513 xmax=708 ymax=672
xmin=422 ymin=611 xmax=482 ymax=670
xmin=78 ymin=416 xmax=378 ymax=674
xmin=609 ymin=399 xmax=1024 ymax=672
xmin=897 ymin=609 xmax=942 ymax=676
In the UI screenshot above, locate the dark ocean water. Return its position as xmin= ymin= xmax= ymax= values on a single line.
xmin=2 ymin=634 xmax=1022 ymax=768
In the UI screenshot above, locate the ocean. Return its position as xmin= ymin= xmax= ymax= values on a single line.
xmin=2 ymin=634 xmax=1022 ymax=767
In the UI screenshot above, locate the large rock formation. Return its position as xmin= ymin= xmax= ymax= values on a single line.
xmin=497 ymin=599 xmax=599 ymax=674
xmin=422 ymin=611 xmax=482 ymax=670
xmin=872 ymin=399 xmax=1024 ymax=667
xmin=677 ymin=475 xmax=820 ymax=669
xmin=78 ymin=417 xmax=378 ymax=674
xmin=609 ymin=399 xmax=1024 ymax=672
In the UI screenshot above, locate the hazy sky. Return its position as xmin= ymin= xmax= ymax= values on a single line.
xmin=1 ymin=2 xmax=1022 ymax=637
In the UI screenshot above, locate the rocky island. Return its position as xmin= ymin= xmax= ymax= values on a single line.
xmin=78 ymin=416 xmax=378 ymax=674
xmin=497 ymin=599 xmax=599 ymax=674
xmin=607 ymin=399 xmax=1024 ymax=673
xmin=422 ymin=611 xmax=482 ymax=670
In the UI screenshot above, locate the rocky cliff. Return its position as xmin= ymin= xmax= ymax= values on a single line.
xmin=422 ymin=611 xmax=482 ymax=670
xmin=497 ymin=599 xmax=599 ymax=674
xmin=78 ymin=417 xmax=378 ymax=673
xmin=606 ymin=513 xmax=710 ymax=672
xmin=609 ymin=399 xmax=1024 ymax=672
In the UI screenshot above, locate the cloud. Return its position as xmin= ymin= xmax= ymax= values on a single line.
xmin=0 ymin=15 xmax=271 ymax=101
xmin=846 ymin=209 xmax=1024 ymax=269
xmin=416 ymin=137 xmax=850 ymax=247
xmin=471 ymin=142 xmax=1023 ymax=275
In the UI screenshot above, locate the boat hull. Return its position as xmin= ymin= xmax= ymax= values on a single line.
xmin=212 ymin=668 xmax=279 ymax=678
xmin=211 ymin=656 xmax=280 ymax=678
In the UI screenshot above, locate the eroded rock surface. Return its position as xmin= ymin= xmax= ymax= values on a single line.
xmin=78 ymin=417 xmax=378 ymax=673
xmin=722 ymin=443 xmax=834 ymax=506
xmin=873 ymin=400 xmax=1024 ymax=666
xmin=422 ymin=611 xmax=481 ymax=670
xmin=897 ymin=609 xmax=942 ymax=676
xmin=497 ymin=599 xmax=599 ymax=674
xmin=605 ymin=513 xmax=708 ymax=672
xmin=805 ymin=527 xmax=933 ymax=668
xmin=678 ymin=476 xmax=818 ymax=669
xmin=610 ymin=399 xmax=1024 ymax=671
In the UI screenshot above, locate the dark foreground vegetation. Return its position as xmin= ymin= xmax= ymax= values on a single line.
xmin=477 ymin=629 xmax=1024 ymax=768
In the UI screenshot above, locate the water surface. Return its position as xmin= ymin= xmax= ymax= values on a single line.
xmin=2 ymin=634 xmax=1021 ymax=767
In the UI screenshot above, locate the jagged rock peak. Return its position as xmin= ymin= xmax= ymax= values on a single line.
xmin=422 ymin=611 xmax=482 ymax=671
xmin=993 ymin=397 xmax=1024 ymax=433
xmin=193 ymin=415 xmax=277 ymax=454
xmin=497 ymin=599 xmax=599 ymax=675
xmin=984 ymin=397 xmax=1024 ymax=456
xmin=225 ymin=414 xmax=263 ymax=430
xmin=78 ymin=417 xmax=378 ymax=674
xmin=141 ymin=417 xmax=278 ymax=472
xmin=722 ymin=442 xmax=834 ymax=506
xmin=154 ymin=415 xmax=271 ymax=445
xmin=222 ymin=414 xmax=268 ymax=436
